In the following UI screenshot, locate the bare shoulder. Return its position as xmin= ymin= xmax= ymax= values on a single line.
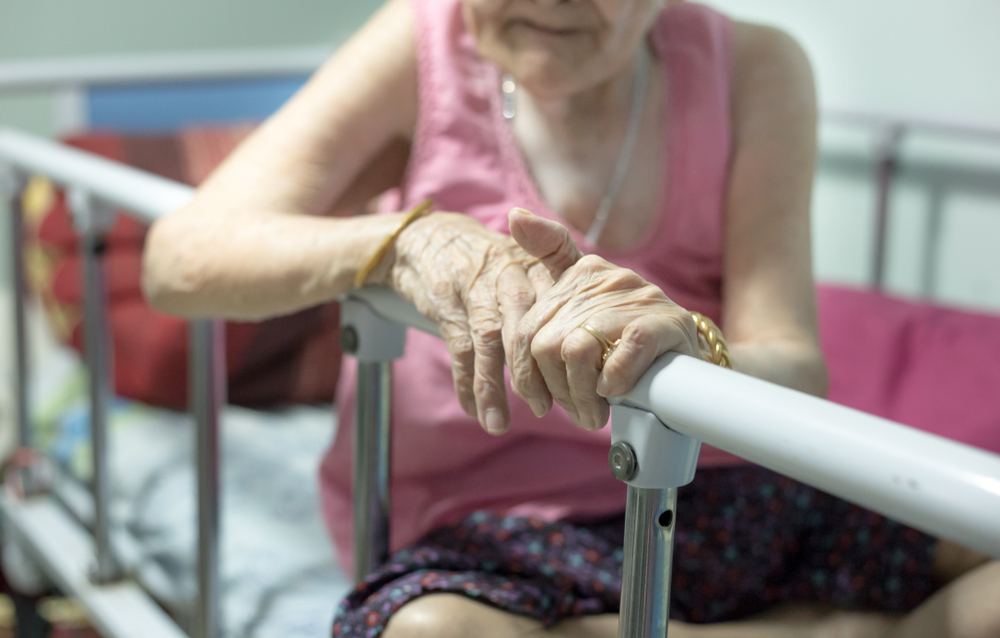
xmin=731 ymin=21 xmax=814 ymax=88
xmin=729 ymin=21 xmax=816 ymax=140
xmin=183 ymin=0 xmax=419 ymax=217
xmin=732 ymin=21 xmax=811 ymax=66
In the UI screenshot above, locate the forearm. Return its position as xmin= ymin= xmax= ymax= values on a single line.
xmin=143 ymin=208 xmax=403 ymax=321
xmin=728 ymin=338 xmax=828 ymax=398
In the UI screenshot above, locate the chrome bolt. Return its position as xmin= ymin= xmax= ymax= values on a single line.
xmin=608 ymin=441 xmax=638 ymax=482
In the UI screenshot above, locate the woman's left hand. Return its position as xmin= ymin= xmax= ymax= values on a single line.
xmin=502 ymin=209 xmax=703 ymax=431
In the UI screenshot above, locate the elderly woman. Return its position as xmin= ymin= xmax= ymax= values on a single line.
xmin=143 ymin=0 xmax=999 ymax=636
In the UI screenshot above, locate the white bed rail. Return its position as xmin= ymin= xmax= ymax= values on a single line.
xmin=0 ymin=47 xmax=330 ymax=93
xmin=0 ymin=128 xmax=189 ymax=222
xmin=341 ymin=288 xmax=1000 ymax=555
xmin=3 ymin=125 xmax=1000 ymax=638
xmin=1 ymin=128 xmax=219 ymax=638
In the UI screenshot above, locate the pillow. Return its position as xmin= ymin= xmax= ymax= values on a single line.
xmin=22 ymin=128 xmax=341 ymax=409
xmin=819 ymin=284 xmax=1000 ymax=455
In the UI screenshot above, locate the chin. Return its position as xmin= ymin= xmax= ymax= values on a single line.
xmin=516 ymin=74 xmax=578 ymax=101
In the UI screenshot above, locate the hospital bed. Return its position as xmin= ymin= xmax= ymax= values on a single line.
xmin=2 ymin=47 xmax=1000 ymax=638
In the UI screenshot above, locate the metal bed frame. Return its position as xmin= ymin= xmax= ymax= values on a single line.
xmin=1 ymin=50 xmax=1000 ymax=638
xmin=822 ymin=107 xmax=1000 ymax=295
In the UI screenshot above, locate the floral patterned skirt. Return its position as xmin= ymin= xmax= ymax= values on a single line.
xmin=331 ymin=465 xmax=937 ymax=637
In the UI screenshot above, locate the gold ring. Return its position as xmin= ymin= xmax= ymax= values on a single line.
xmin=581 ymin=323 xmax=620 ymax=367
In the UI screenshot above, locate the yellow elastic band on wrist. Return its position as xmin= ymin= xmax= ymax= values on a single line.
xmin=690 ymin=311 xmax=732 ymax=369
xmin=354 ymin=199 xmax=434 ymax=288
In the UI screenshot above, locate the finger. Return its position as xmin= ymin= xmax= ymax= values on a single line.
xmin=497 ymin=264 xmax=551 ymax=417
xmin=531 ymin=324 xmax=580 ymax=427
xmin=440 ymin=320 xmax=479 ymax=419
xmin=409 ymin=273 xmax=479 ymax=419
xmin=508 ymin=208 xmax=584 ymax=280
xmin=509 ymin=253 xmax=616 ymax=420
xmin=525 ymin=260 xmax=554 ymax=297
xmin=562 ymin=327 xmax=611 ymax=430
xmin=507 ymin=276 xmax=571 ymax=414
xmin=597 ymin=313 xmax=700 ymax=398
xmin=466 ymin=286 xmax=511 ymax=435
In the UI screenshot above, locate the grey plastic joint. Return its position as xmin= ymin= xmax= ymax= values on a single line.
xmin=68 ymin=187 xmax=116 ymax=236
xmin=610 ymin=404 xmax=702 ymax=489
xmin=340 ymin=298 xmax=407 ymax=362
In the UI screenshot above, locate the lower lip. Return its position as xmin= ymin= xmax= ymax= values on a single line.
xmin=509 ymin=21 xmax=582 ymax=39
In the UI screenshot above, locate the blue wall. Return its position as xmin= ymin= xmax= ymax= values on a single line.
xmin=86 ymin=75 xmax=309 ymax=132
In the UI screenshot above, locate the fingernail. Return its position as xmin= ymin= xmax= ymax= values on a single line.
xmin=527 ymin=398 xmax=548 ymax=418
xmin=514 ymin=207 xmax=534 ymax=216
xmin=596 ymin=374 xmax=611 ymax=397
xmin=484 ymin=408 xmax=507 ymax=435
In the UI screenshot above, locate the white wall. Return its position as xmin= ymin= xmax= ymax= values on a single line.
xmin=708 ymin=0 xmax=1000 ymax=125
xmin=709 ymin=0 xmax=1000 ymax=312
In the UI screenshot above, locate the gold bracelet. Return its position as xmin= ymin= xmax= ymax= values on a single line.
xmin=690 ymin=311 xmax=732 ymax=369
xmin=354 ymin=199 xmax=434 ymax=288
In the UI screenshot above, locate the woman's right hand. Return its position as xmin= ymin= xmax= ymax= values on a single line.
xmin=383 ymin=211 xmax=557 ymax=435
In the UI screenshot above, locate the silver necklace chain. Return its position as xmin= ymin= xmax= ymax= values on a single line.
xmin=501 ymin=44 xmax=651 ymax=244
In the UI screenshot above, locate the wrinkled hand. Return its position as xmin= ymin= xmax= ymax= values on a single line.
xmin=504 ymin=209 xmax=703 ymax=431
xmin=389 ymin=211 xmax=557 ymax=435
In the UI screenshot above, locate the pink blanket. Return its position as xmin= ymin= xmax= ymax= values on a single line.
xmin=819 ymin=285 xmax=1000 ymax=455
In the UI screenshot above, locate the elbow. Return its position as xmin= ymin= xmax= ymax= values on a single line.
xmin=141 ymin=213 xmax=203 ymax=316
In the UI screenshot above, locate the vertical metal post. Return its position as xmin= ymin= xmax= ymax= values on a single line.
xmin=191 ymin=319 xmax=225 ymax=638
xmin=609 ymin=404 xmax=701 ymax=638
xmin=871 ymin=124 xmax=905 ymax=290
xmin=353 ymin=361 xmax=393 ymax=582
xmin=2 ymin=168 xmax=31 ymax=451
xmin=921 ymin=187 xmax=946 ymax=299
xmin=340 ymin=296 xmax=407 ymax=583
xmin=619 ymin=487 xmax=677 ymax=638
xmin=70 ymin=188 xmax=121 ymax=583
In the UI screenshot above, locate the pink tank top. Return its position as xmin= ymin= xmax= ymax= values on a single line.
xmin=321 ymin=0 xmax=738 ymax=572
